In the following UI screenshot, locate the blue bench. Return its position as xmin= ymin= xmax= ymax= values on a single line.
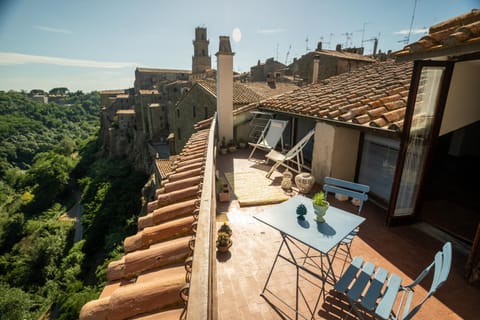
xmin=323 ymin=177 xmax=370 ymax=213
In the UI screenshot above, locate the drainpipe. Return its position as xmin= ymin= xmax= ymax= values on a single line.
xmin=216 ymin=36 xmax=234 ymax=142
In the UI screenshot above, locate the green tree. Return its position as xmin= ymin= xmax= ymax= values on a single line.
xmin=0 ymin=283 xmax=34 ymax=320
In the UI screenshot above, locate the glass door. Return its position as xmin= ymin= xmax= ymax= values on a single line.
xmin=388 ymin=61 xmax=453 ymax=223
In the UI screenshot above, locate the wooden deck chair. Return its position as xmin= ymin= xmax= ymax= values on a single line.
xmin=248 ymin=119 xmax=288 ymax=160
xmin=265 ymin=129 xmax=314 ymax=178
xmin=334 ymin=242 xmax=452 ymax=320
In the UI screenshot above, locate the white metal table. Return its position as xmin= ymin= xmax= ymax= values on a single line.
xmin=254 ymin=195 xmax=366 ymax=319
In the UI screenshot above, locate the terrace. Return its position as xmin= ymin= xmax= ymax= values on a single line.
xmin=187 ymin=136 xmax=480 ymax=319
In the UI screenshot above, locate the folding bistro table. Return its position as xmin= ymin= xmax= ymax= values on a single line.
xmin=254 ymin=195 xmax=366 ymax=320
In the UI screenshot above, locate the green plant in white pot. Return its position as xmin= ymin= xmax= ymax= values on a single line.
xmin=312 ymin=191 xmax=329 ymax=222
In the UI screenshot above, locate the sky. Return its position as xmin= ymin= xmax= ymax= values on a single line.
xmin=0 ymin=0 xmax=477 ymax=92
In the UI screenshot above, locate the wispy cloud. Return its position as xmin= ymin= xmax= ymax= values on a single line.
xmin=34 ymin=25 xmax=72 ymax=34
xmin=256 ymin=28 xmax=286 ymax=35
xmin=394 ymin=28 xmax=428 ymax=35
xmin=0 ymin=52 xmax=138 ymax=69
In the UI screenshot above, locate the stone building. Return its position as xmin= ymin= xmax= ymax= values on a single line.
xmin=250 ymin=57 xmax=287 ymax=82
xmin=170 ymin=80 xmax=264 ymax=153
xmin=134 ymin=68 xmax=190 ymax=91
xmin=289 ymin=42 xmax=376 ymax=84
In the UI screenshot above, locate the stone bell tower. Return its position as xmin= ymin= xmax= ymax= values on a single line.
xmin=192 ymin=27 xmax=211 ymax=74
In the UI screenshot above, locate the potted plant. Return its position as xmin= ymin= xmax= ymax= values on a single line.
xmin=312 ymin=191 xmax=329 ymax=222
xmin=218 ymin=221 xmax=232 ymax=236
xmin=227 ymin=138 xmax=237 ymax=153
xmin=218 ymin=183 xmax=230 ymax=202
xmin=216 ymin=232 xmax=232 ymax=252
xmin=238 ymin=138 xmax=247 ymax=149
xmin=219 ymin=137 xmax=228 ymax=155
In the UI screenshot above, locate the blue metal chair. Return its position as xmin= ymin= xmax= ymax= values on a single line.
xmin=323 ymin=177 xmax=370 ymax=272
xmin=334 ymin=242 xmax=452 ymax=320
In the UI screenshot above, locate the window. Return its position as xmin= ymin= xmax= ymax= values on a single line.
xmin=204 ymin=107 xmax=208 ymax=120
xmin=193 ymin=105 xmax=196 ymax=118
xmin=177 ymin=128 xmax=182 ymax=140
xmin=202 ymin=49 xmax=205 ymax=56
xmin=358 ymin=134 xmax=399 ymax=203
xmin=176 ymin=109 xmax=180 ymax=118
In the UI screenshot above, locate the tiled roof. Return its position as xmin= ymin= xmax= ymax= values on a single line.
xmin=242 ymin=82 xmax=299 ymax=99
xmin=395 ymin=9 xmax=480 ymax=59
xmin=259 ymin=60 xmax=413 ymax=131
xmin=315 ymin=49 xmax=376 ymax=62
xmin=197 ymin=80 xmax=264 ymax=105
xmin=80 ymin=129 xmax=209 ymax=320
xmin=155 ymin=159 xmax=174 ymax=180
xmin=193 ymin=81 xmax=299 ymax=130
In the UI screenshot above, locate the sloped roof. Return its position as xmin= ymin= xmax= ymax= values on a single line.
xmin=80 ymin=129 xmax=209 ymax=319
xmin=314 ymin=49 xmax=376 ymax=62
xmin=197 ymin=80 xmax=264 ymax=105
xmin=242 ymin=82 xmax=299 ymax=98
xmin=258 ymin=60 xmax=413 ymax=132
xmin=395 ymin=9 xmax=480 ymax=59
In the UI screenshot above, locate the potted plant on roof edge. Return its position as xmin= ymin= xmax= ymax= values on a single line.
xmin=312 ymin=191 xmax=329 ymax=222
xmin=216 ymin=232 xmax=232 ymax=252
xmin=218 ymin=221 xmax=232 ymax=236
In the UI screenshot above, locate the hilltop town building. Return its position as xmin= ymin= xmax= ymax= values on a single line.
xmin=289 ymin=41 xmax=376 ymax=84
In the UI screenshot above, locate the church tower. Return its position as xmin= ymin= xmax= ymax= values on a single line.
xmin=192 ymin=27 xmax=211 ymax=74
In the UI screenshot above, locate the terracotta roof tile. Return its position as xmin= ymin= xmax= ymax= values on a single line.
xmin=395 ymin=9 xmax=480 ymax=58
xmin=197 ymin=80 xmax=264 ymax=105
xmin=258 ymin=60 xmax=413 ymax=132
xmin=80 ymin=266 xmax=185 ymax=320
xmin=80 ymin=129 xmax=210 ymax=319
xmin=138 ymin=198 xmax=199 ymax=230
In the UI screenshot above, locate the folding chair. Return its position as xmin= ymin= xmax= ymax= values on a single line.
xmin=334 ymin=242 xmax=452 ymax=320
xmin=265 ymin=129 xmax=314 ymax=178
xmin=248 ymin=119 xmax=288 ymax=160
xmin=324 ymin=177 xmax=370 ymax=273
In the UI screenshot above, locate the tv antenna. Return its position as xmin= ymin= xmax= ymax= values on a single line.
xmin=341 ymin=32 xmax=353 ymax=48
xmin=305 ymin=37 xmax=310 ymax=52
xmin=406 ymin=0 xmax=418 ymax=44
xmin=285 ymin=44 xmax=292 ymax=65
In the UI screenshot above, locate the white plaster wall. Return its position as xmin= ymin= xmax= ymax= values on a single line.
xmin=216 ymin=54 xmax=234 ymax=141
xmin=311 ymin=122 xmax=360 ymax=185
xmin=440 ymin=60 xmax=480 ymax=136
xmin=311 ymin=122 xmax=335 ymax=184
xmin=331 ymin=126 xmax=360 ymax=181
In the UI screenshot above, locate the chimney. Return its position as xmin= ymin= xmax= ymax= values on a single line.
xmin=216 ymin=36 xmax=234 ymax=142
xmin=312 ymin=55 xmax=320 ymax=84
xmin=373 ymin=38 xmax=378 ymax=56
xmin=336 ymin=44 xmax=342 ymax=52
xmin=317 ymin=41 xmax=322 ymax=51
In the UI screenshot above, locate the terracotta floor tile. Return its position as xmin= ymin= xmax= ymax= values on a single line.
xmin=214 ymin=149 xmax=480 ymax=320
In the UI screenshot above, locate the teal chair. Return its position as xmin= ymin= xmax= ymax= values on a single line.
xmin=334 ymin=242 xmax=452 ymax=320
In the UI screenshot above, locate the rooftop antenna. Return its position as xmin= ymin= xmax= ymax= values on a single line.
xmin=276 ymin=43 xmax=279 ymax=61
xmin=407 ymin=0 xmax=418 ymax=44
xmin=285 ymin=44 xmax=292 ymax=65
xmin=341 ymin=32 xmax=353 ymax=48
xmin=305 ymin=37 xmax=309 ymax=52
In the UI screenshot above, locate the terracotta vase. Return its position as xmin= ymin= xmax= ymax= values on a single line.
xmin=295 ymin=173 xmax=315 ymax=193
